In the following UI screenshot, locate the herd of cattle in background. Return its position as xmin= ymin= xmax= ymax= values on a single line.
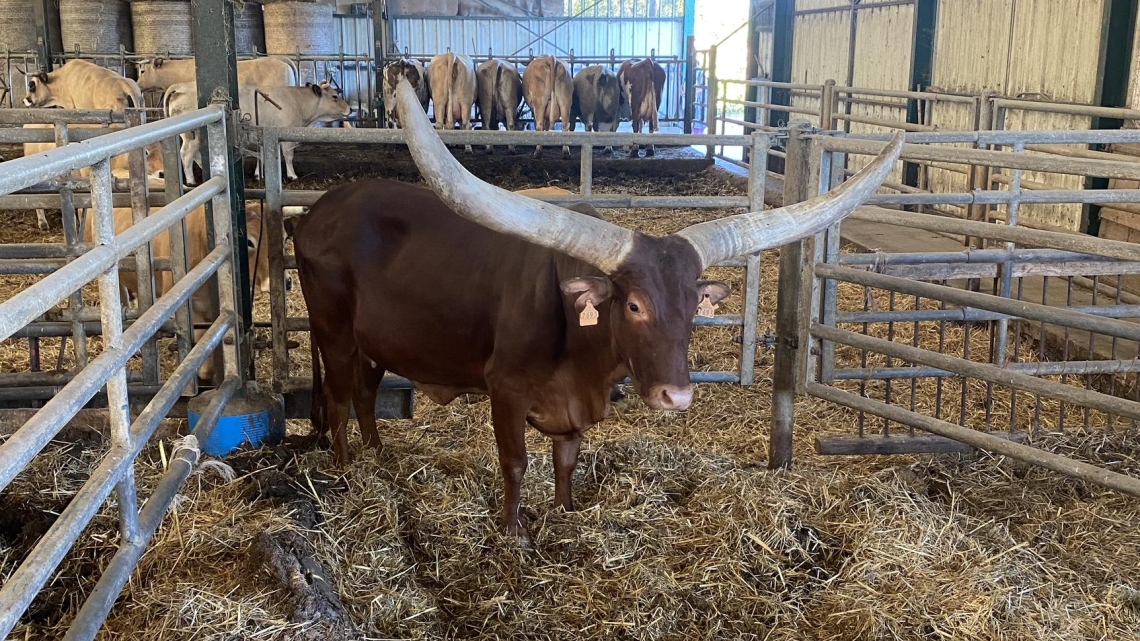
xmin=15 ymin=50 xmax=668 ymax=190
xmin=382 ymin=52 xmax=667 ymax=157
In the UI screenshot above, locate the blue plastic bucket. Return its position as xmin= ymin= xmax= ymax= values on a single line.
xmin=187 ymin=388 xmax=285 ymax=457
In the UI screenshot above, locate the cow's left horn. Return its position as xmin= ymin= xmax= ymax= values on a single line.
xmin=674 ymin=132 xmax=904 ymax=269
xmin=395 ymin=78 xmax=635 ymax=273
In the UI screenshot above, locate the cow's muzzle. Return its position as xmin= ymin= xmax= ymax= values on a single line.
xmin=645 ymin=384 xmax=693 ymax=411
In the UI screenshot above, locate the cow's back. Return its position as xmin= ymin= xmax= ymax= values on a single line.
xmin=238 ymin=57 xmax=297 ymax=87
xmin=54 ymin=60 xmax=141 ymax=111
xmin=294 ymin=178 xmax=570 ymax=388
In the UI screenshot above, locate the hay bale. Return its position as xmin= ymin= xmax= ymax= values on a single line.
xmin=59 ymin=0 xmax=133 ymax=54
xmin=263 ymin=1 xmax=334 ymax=55
xmin=390 ymin=0 xmax=458 ymax=16
xmin=235 ymin=0 xmax=265 ymax=54
xmin=0 ymin=0 xmax=41 ymax=51
xmin=130 ymin=0 xmax=193 ymax=55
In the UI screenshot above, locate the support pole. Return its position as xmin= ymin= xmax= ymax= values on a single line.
xmin=684 ymin=35 xmax=696 ymax=134
xmin=192 ymin=0 xmax=251 ymax=383
xmin=770 ymin=122 xmax=813 ymax=469
xmin=705 ymin=44 xmax=718 ymax=158
xmin=32 ymin=0 xmax=54 ymax=72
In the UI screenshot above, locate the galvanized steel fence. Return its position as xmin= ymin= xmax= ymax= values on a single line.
xmin=0 ymin=105 xmax=245 ymax=639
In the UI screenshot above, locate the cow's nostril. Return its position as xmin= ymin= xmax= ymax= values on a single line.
xmin=648 ymin=385 xmax=693 ymax=411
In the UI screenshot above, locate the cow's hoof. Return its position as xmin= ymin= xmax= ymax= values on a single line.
xmin=507 ymin=146 xmax=517 ymax=155
xmin=628 ymin=149 xmax=640 ymax=159
xmin=37 ymin=220 xmax=49 ymax=231
xmin=646 ymin=147 xmax=656 ymax=157
xmin=485 ymin=145 xmax=494 ymax=155
xmin=502 ymin=521 xmax=534 ymax=548
xmin=533 ymin=149 xmax=543 ymax=159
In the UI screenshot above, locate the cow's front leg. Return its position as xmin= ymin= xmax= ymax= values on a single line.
xmin=490 ymin=391 xmax=532 ymax=545
xmin=179 ymin=132 xmax=198 ymax=186
xmin=552 ymin=436 xmax=582 ymax=512
xmin=35 ymin=209 xmax=49 ymax=231
xmin=282 ymin=142 xmax=298 ymax=181
xmin=647 ymin=108 xmax=659 ymax=157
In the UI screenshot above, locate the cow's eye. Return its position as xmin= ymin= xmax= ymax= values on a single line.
xmin=628 ymin=303 xmax=639 ymax=313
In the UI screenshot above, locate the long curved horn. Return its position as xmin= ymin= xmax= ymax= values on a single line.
xmin=395 ymin=78 xmax=635 ymax=273
xmin=676 ymin=132 xmax=905 ymax=269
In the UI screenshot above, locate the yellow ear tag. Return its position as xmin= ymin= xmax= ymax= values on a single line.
xmin=697 ymin=295 xmax=718 ymax=318
xmin=579 ymin=299 xmax=599 ymax=326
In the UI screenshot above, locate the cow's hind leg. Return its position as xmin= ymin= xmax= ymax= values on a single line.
xmin=647 ymin=106 xmax=659 ymax=157
xmin=180 ymin=132 xmax=198 ymax=186
xmin=35 ymin=209 xmax=49 ymax=231
xmin=490 ymin=390 xmax=533 ymax=545
xmin=352 ymin=354 xmax=384 ymax=450
xmin=629 ymin=118 xmax=642 ymax=158
xmin=282 ymin=142 xmax=299 ymax=181
xmin=552 ymin=437 xmax=582 ymax=512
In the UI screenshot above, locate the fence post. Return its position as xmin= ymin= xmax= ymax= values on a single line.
xmin=770 ymin=121 xmax=814 ymax=469
xmin=966 ymin=91 xmax=996 ymax=247
xmin=820 ymin=79 xmax=836 ymax=130
xmin=704 ymin=44 xmax=718 ymax=158
xmin=739 ymin=133 xmax=770 ymax=386
xmin=684 ymin=35 xmax=695 ymax=134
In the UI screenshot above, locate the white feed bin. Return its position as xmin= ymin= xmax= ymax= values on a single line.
xmin=130 ymin=0 xmax=193 ymax=55
xmin=59 ymin=0 xmax=133 ymax=54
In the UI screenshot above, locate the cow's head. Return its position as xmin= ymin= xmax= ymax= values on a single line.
xmin=135 ymin=58 xmax=164 ymax=89
xmin=22 ymin=70 xmax=56 ymax=108
xmin=308 ymin=82 xmax=352 ymax=121
xmin=394 ymin=79 xmax=902 ymax=412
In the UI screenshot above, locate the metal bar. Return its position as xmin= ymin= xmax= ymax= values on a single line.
xmin=0 ymin=110 xmax=125 ymax=125
xmin=850 ymin=208 xmax=1140 ymax=263
xmin=816 ymin=263 xmax=1140 ymax=342
xmin=63 ymin=374 xmax=240 ymax=641
xmin=0 ymin=242 xmax=230 ymax=496
xmin=705 ymin=44 xmax=717 ymax=158
xmin=90 ymin=159 xmax=141 ymax=545
xmin=579 ymin=143 xmax=593 ymax=196
xmin=807 ymin=382 xmax=1140 ymax=496
xmin=54 ymin=121 xmax=89 ymax=370
xmin=739 ymin=134 xmax=768 ymax=386
xmin=161 ymin=136 xmax=194 ymax=376
xmin=812 ymin=324 xmax=1140 ymax=422
xmin=832 ymin=359 xmax=1140 ymax=381
xmin=992 ymin=97 xmax=1140 ymax=120
xmin=0 ymin=177 xmax=225 ymax=343
xmin=837 ymin=304 xmax=1140 ymax=324
xmin=263 ymin=130 xmax=289 ymax=390
xmin=828 ymin=127 xmax=1140 ymax=146
xmin=820 ymin=137 xmax=1140 ymax=180
xmin=0 ymin=108 xmax=223 ymax=196
xmin=205 ymin=113 xmax=244 ymax=382
xmin=263 ymin=126 xmax=752 ymax=147
xmin=865 ymin=188 xmax=1140 ymax=206
xmin=834 ymin=85 xmax=978 ymax=103
xmin=125 ymin=109 xmax=159 ymax=387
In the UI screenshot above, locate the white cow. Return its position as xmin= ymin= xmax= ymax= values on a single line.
xmin=23 ymin=59 xmax=144 ymax=113
xmin=164 ymin=82 xmax=351 ymax=183
xmin=427 ymin=52 xmax=477 ymax=153
xmin=135 ymin=56 xmax=298 ymax=91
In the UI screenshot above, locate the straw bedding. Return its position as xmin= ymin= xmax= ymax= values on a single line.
xmin=0 ymin=161 xmax=1138 ymax=640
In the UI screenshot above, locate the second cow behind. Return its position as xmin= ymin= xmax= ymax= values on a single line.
xmin=474 ymin=58 xmax=523 ymax=154
xmin=427 ymin=52 xmax=478 ymax=153
xmin=522 ymin=55 xmax=573 ymax=158
xmin=571 ymin=65 xmax=621 ymax=154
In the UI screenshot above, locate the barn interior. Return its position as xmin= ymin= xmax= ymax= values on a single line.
xmin=1 ymin=1 xmax=1140 ymax=640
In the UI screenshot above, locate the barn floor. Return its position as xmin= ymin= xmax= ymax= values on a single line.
xmin=0 ymin=147 xmax=1139 ymax=640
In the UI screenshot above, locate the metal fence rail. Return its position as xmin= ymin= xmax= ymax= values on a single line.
xmin=0 ymin=105 xmax=243 ymax=639
xmin=787 ymin=127 xmax=1140 ymax=496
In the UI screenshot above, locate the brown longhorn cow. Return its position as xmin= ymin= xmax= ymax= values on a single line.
xmin=294 ymin=79 xmax=902 ymax=545
xmin=617 ymin=58 xmax=666 ymax=157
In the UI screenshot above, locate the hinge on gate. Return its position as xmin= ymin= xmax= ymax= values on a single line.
xmin=759 ymin=330 xmax=778 ymax=351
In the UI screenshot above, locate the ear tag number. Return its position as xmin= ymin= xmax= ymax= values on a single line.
xmin=697 ymin=295 xmax=718 ymax=318
xmin=579 ymin=299 xmax=599 ymax=326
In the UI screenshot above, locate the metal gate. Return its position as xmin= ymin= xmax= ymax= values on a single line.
xmin=778 ymin=124 xmax=1140 ymax=496
xmin=0 ymin=105 xmax=247 ymax=639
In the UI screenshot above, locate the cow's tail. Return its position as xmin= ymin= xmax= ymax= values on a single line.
xmin=447 ymin=54 xmax=462 ymax=127
xmin=547 ymin=57 xmax=558 ymax=128
xmin=493 ymin=62 xmax=504 ymax=122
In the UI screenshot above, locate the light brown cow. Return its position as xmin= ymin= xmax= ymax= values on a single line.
xmin=522 ymin=55 xmax=573 ymax=158
xmin=617 ymin=59 xmax=666 ymax=157
xmin=22 ymin=123 xmax=165 ymax=230
xmin=381 ymin=58 xmax=429 ymax=128
xmin=83 ymin=202 xmax=273 ymax=380
xmin=427 ymin=52 xmax=477 ymax=153
xmin=475 ymin=58 xmax=523 ymax=154
xmin=135 ymin=56 xmax=298 ymax=91
xmin=23 ymin=59 xmax=144 ymax=113
xmin=164 ymin=82 xmax=351 ymax=183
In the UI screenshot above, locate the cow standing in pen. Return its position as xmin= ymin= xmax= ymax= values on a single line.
xmin=475 ymin=58 xmax=523 ymax=153
xmin=427 ymin=52 xmax=478 ymax=153
xmin=522 ymin=55 xmax=574 ymax=158
xmin=164 ymin=82 xmax=351 ymax=183
xmin=135 ymin=56 xmax=298 ymax=92
xmin=571 ymin=65 xmax=622 ymax=154
xmin=293 ymin=79 xmax=903 ymax=545
xmin=381 ymin=58 xmax=430 ymax=128
xmin=618 ymin=58 xmax=666 ymax=157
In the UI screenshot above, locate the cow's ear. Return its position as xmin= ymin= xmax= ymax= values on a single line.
xmin=309 ymin=83 xmax=321 ymax=97
xmin=561 ymin=276 xmax=613 ymax=311
xmin=696 ymin=281 xmax=730 ymax=306
xmin=154 ymin=58 xmax=164 ymax=68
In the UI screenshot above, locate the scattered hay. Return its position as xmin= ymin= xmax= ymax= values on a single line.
xmin=0 ymin=160 xmax=1138 ymax=640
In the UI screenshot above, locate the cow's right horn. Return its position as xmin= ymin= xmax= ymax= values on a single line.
xmin=395 ymin=78 xmax=635 ymax=273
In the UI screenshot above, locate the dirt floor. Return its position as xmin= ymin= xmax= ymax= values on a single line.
xmin=1 ymin=146 xmax=1139 ymax=640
